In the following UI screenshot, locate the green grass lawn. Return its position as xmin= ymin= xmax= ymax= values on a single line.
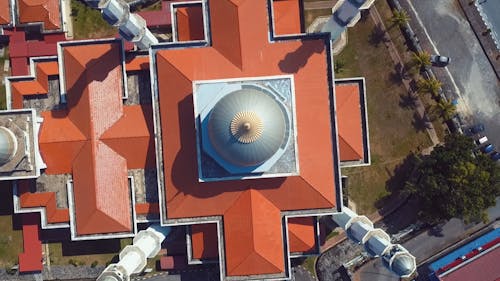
xmin=0 ymin=182 xmax=23 ymax=268
xmin=0 ymin=216 xmax=23 ymax=268
xmin=335 ymin=9 xmax=432 ymax=214
xmin=71 ymin=0 xmax=117 ymax=39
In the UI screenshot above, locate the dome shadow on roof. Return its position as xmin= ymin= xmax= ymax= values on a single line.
xmin=207 ymin=87 xmax=288 ymax=167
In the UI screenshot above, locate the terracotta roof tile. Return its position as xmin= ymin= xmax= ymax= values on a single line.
xmin=191 ymin=223 xmax=219 ymax=260
xmin=224 ymin=190 xmax=284 ymax=276
xmin=135 ymin=203 xmax=159 ymax=215
xmin=0 ymin=0 xmax=11 ymax=25
xmin=273 ymin=0 xmax=302 ymax=35
xmin=288 ymin=217 xmax=316 ymax=253
xmin=335 ymin=83 xmax=364 ymax=161
xmin=154 ymin=0 xmax=338 ymax=277
xmin=72 ymin=142 xmax=131 ymax=235
xmin=125 ymin=55 xmax=149 ymax=71
xmin=36 ymin=41 xmax=154 ymax=236
xmin=18 ymin=0 xmax=62 ymax=30
xmin=176 ymin=5 xmax=204 ymax=41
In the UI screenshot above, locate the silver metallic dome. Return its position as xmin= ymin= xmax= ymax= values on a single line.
xmin=207 ymin=87 xmax=288 ymax=167
xmin=391 ymin=253 xmax=415 ymax=277
xmin=0 ymin=126 xmax=17 ymax=165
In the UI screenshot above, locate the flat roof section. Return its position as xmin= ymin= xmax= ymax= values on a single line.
xmin=17 ymin=0 xmax=62 ymax=30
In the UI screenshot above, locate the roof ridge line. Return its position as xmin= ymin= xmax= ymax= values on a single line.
xmin=338 ymin=134 xmax=362 ymax=159
xmin=297 ymin=175 xmax=336 ymax=207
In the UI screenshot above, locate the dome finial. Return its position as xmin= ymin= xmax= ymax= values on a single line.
xmin=230 ymin=111 xmax=263 ymax=144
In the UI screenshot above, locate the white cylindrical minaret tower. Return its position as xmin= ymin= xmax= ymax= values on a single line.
xmin=86 ymin=0 xmax=159 ymax=49
xmin=98 ymin=225 xmax=171 ymax=281
xmin=0 ymin=126 xmax=18 ymax=165
xmin=332 ymin=207 xmax=416 ymax=278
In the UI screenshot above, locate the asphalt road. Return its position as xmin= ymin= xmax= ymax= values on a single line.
xmin=401 ymin=0 xmax=500 ymax=149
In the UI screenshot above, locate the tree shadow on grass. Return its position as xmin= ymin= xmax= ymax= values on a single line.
xmin=399 ymin=92 xmax=418 ymax=109
xmin=412 ymin=111 xmax=433 ymax=133
xmin=375 ymin=153 xmax=420 ymax=210
xmin=369 ymin=23 xmax=390 ymax=47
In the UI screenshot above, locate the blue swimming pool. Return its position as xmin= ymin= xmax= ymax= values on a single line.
xmin=476 ymin=0 xmax=500 ymax=49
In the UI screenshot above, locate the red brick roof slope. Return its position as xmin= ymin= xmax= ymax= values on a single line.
xmin=176 ymin=5 xmax=204 ymax=41
xmin=273 ymin=0 xmax=302 ymax=35
xmin=72 ymin=142 xmax=130 ymax=234
xmin=440 ymin=246 xmax=500 ymax=281
xmin=0 ymin=0 xmax=11 ymax=25
xmin=37 ymin=41 xmax=154 ymax=236
xmin=288 ymin=217 xmax=316 ymax=253
xmin=191 ymin=223 xmax=219 ymax=260
xmin=224 ymin=189 xmax=284 ymax=276
xmin=18 ymin=0 xmax=62 ymax=30
xmin=63 ymin=42 xmax=132 ymax=235
xmin=335 ymin=83 xmax=364 ymax=161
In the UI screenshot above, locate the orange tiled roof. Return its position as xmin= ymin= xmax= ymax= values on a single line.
xmin=37 ymin=42 xmax=155 ymax=236
xmin=273 ymin=0 xmax=302 ymax=35
xmin=0 ymin=0 xmax=11 ymax=25
xmin=135 ymin=203 xmax=159 ymax=215
xmin=191 ymin=223 xmax=219 ymax=260
xmin=288 ymin=217 xmax=316 ymax=253
xmin=335 ymin=83 xmax=364 ymax=161
xmin=176 ymin=5 xmax=204 ymax=41
xmin=18 ymin=0 xmax=62 ymax=30
xmin=224 ymin=189 xmax=284 ymax=276
xmin=125 ymin=55 xmax=150 ymax=71
xmin=155 ymin=0 xmax=338 ymax=277
xmin=18 ymin=180 xmax=70 ymax=224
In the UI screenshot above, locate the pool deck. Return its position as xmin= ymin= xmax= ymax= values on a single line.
xmin=458 ymin=0 xmax=500 ymax=80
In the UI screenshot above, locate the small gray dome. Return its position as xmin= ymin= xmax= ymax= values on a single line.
xmin=207 ymin=87 xmax=288 ymax=167
xmin=0 ymin=126 xmax=17 ymax=165
xmin=391 ymin=253 xmax=415 ymax=277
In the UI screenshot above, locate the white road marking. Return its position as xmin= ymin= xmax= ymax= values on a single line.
xmin=406 ymin=0 xmax=472 ymax=115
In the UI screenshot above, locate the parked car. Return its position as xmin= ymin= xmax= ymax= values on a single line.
xmin=476 ymin=136 xmax=488 ymax=145
xmin=430 ymin=55 xmax=450 ymax=67
xmin=466 ymin=123 xmax=485 ymax=135
xmin=491 ymin=151 xmax=500 ymax=161
xmin=481 ymin=144 xmax=494 ymax=154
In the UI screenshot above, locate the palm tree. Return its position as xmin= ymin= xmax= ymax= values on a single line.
xmin=416 ymin=77 xmax=442 ymax=97
xmin=433 ymin=99 xmax=456 ymax=120
xmin=411 ymin=51 xmax=431 ymax=72
xmin=391 ymin=9 xmax=410 ymax=28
